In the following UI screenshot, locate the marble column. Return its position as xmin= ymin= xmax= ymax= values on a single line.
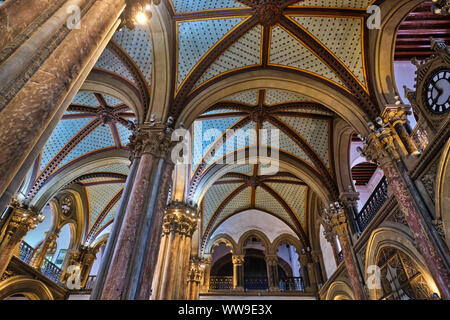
xmin=0 ymin=200 xmax=43 ymax=276
xmin=299 ymin=255 xmax=312 ymax=292
xmin=0 ymin=0 xmax=128 ymax=204
xmin=135 ymin=161 xmax=175 ymax=300
xmin=232 ymin=255 xmax=245 ymax=291
xmin=360 ymin=115 xmax=450 ymax=299
xmin=186 ymin=259 xmax=205 ymax=300
xmin=265 ymin=254 xmax=280 ymax=292
xmin=32 ymin=231 xmax=59 ymax=269
xmin=201 ymin=255 xmax=212 ymax=293
xmin=323 ymin=203 xmax=365 ymax=300
xmin=152 ymin=202 xmax=198 ymax=300
xmin=90 ymin=156 xmax=140 ymax=299
xmin=101 ymin=125 xmax=174 ymax=300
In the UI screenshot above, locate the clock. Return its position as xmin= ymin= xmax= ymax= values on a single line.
xmin=425 ymin=69 xmax=450 ymax=114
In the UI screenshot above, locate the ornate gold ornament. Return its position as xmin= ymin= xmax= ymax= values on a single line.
xmin=162 ymin=202 xmax=198 ymax=237
xmin=405 ymin=39 xmax=449 ymax=135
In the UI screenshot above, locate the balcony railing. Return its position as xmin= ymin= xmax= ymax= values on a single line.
xmin=244 ymin=277 xmax=269 ymax=291
xmin=355 ymin=176 xmax=389 ymax=233
xmin=17 ymin=241 xmax=64 ymax=286
xmin=279 ymin=277 xmax=304 ymax=292
xmin=84 ymin=275 xmax=97 ymax=291
xmin=40 ymin=257 xmax=63 ymax=285
xmin=18 ymin=241 xmax=36 ymax=264
xmin=210 ymin=276 xmax=233 ymax=291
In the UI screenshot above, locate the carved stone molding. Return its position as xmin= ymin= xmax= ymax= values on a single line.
xmin=127 ymin=124 xmax=174 ymax=161
xmin=162 ymin=202 xmax=198 ymax=237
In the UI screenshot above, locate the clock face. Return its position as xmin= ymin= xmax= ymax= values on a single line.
xmin=425 ymin=69 xmax=450 ymax=114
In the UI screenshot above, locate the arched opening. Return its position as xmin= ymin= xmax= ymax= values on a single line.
xmin=319 ymin=224 xmax=337 ymax=278
xmin=209 ymin=242 xmax=234 ymax=291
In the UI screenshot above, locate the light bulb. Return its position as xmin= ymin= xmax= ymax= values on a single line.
xmin=136 ymin=12 xmax=148 ymax=24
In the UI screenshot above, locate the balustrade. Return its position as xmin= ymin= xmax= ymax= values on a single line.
xmin=355 ymin=177 xmax=389 ymax=233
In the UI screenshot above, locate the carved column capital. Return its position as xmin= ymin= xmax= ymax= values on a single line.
xmin=339 ymin=192 xmax=360 ymax=208
xmin=232 ymin=255 xmax=245 ymax=266
xmin=5 ymin=201 xmax=44 ymax=239
xmin=188 ymin=258 xmax=205 ymax=284
xmin=321 ymin=202 xmax=348 ymax=237
xmin=127 ymin=124 xmax=175 ymax=161
xmin=162 ymin=202 xmax=198 ymax=237
xmin=358 ymin=120 xmax=400 ymax=167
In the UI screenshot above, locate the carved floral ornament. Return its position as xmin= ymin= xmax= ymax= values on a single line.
xmin=5 ymin=199 xmax=45 ymax=237
xmin=127 ymin=124 xmax=175 ymax=160
xmin=162 ymin=202 xmax=198 ymax=237
xmin=321 ymin=202 xmax=348 ymax=237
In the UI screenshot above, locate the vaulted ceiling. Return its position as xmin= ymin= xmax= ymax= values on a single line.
xmin=166 ymin=0 xmax=379 ymax=120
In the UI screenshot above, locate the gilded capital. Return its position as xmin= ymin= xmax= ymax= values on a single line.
xmin=5 ymin=201 xmax=44 ymax=239
xmin=321 ymin=202 xmax=348 ymax=237
xmin=188 ymin=258 xmax=206 ymax=283
xmin=162 ymin=202 xmax=198 ymax=237
xmin=232 ymin=255 xmax=245 ymax=265
xmin=358 ymin=119 xmax=401 ymax=167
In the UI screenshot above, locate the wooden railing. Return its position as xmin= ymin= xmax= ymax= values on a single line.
xmin=279 ymin=277 xmax=304 ymax=292
xmin=209 ymin=276 xmax=233 ymax=291
xmin=355 ymin=176 xmax=389 ymax=233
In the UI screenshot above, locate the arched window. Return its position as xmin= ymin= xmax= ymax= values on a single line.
xmin=377 ymin=247 xmax=434 ymax=300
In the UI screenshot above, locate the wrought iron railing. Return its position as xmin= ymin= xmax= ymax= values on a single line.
xmin=245 ymin=277 xmax=269 ymax=291
xmin=279 ymin=277 xmax=304 ymax=292
xmin=355 ymin=176 xmax=389 ymax=233
xmin=40 ymin=257 xmax=63 ymax=285
xmin=209 ymin=276 xmax=233 ymax=291
xmin=18 ymin=241 xmax=36 ymax=264
xmin=84 ymin=275 xmax=97 ymax=291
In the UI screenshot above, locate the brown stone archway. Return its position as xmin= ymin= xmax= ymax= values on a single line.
xmin=0 ymin=276 xmax=54 ymax=300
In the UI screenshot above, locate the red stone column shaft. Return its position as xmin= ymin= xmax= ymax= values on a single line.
xmin=337 ymin=232 xmax=364 ymax=300
xmin=101 ymin=153 xmax=155 ymax=300
xmin=383 ymin=161 xmax=450 ymax=299
xmin=0 ymin=0 xmax=125 ymax=199
xmin=135 ymin=162 xmax=174 ymax=300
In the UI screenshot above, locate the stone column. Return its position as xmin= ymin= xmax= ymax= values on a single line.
xmin=232 ymin=255 xmax=245 ymax=291
xmin=0 ymin=200 xmax=43 ymax=276
xmin=32 ymin=231 xmax=59 ymax=269
xmin=186 ymin=259 xmax=205 ymax=300
xmin=360 ymin=114 xmax=450 ymax=299
xmin=0 ymin=0 xmax=129 ymax=206
xmin=340 ymin=191 xmax=361 ymax=236
xmin=135 ymin=161 xmax=175 ymax=300
xmin=322 ymin=224 xmax=341 ymax=266
xmin=101 ymin=124 xmax=175 ymax=300
xmin=201 ymin=255 xmax=212 ymax=293
xmin=265 ymin=254 xmax=280 ymax=292
xmin=90 ymin=155 xmax=140 ymax=299
xmin=299 ymin=255 xmax=312 ymax=293
xmin=322 ymin=203 xmax=365 ymax=300
xmin=152 ymin=202 xmax=198 ymax=300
